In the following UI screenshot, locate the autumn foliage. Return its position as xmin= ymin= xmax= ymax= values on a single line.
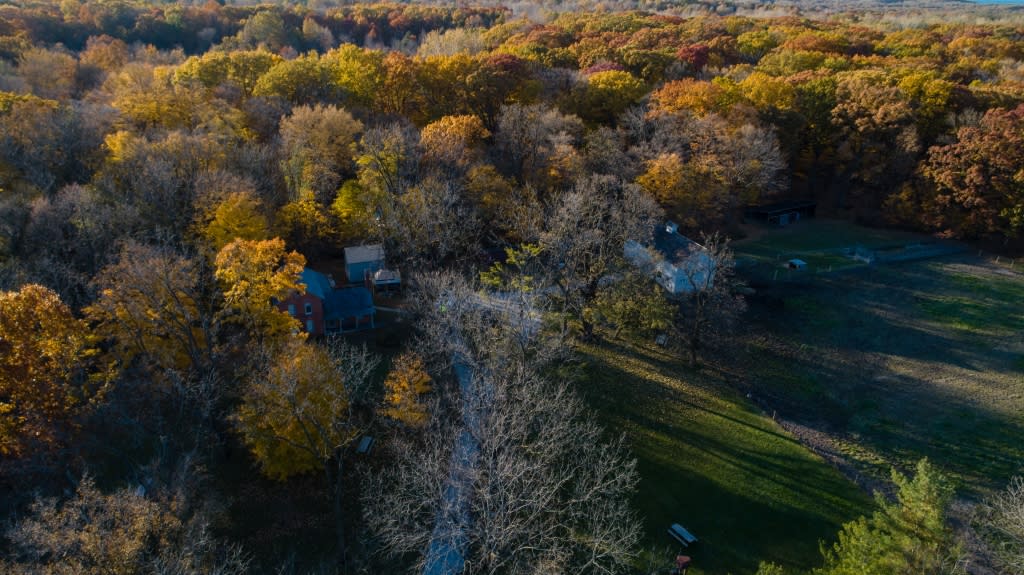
xmin=0 ymin=285 xmax=101 ymax=456
xmin=381 ymin=351 xmax=432 ymax=428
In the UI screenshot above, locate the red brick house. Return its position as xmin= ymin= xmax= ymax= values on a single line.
xmin=277 ymin=290 xmax=325 ymax=335
xmin=277 ymin=268 xmax=375 ymax=336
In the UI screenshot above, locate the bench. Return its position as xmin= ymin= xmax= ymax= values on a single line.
xmin=668 ymin=523 xmax=698 ymax=547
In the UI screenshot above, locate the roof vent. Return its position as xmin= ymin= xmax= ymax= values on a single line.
xmin=665 ymin=221 xmax=679 ymax=234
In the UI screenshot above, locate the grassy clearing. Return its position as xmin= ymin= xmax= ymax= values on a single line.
xmin=735 ymin=219 xmax=924 ymax=254
xmin=742 ymin=254 xmax=1024 ymax=494
xmin=916 ymin=268 xmax=1024 ymax=335
xmin=733 ymin=220 xmax=928 ymax=280
xmin=577 ymin=339 xmax=871 ymax=575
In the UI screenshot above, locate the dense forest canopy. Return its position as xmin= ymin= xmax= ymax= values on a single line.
xmin=1 ymin=0 xmax=1023 ymax=264
xmin=1 ymin=0 xmax=1023 ymax=573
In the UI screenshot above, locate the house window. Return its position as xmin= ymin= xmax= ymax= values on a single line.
xmin=304 ymin=303 xmax=313 ymax=315
xmin=306 ymin=320 xmax=314 ymax=333
xmin=287 ymin=304 xmax=296 ymax=316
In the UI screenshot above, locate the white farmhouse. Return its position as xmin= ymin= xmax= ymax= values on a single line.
xmin=625 ymin=221 xmax=715 ymax=294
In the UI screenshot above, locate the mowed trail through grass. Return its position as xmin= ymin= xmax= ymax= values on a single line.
xmin=577 ymin=340 xmax=871 ymax=575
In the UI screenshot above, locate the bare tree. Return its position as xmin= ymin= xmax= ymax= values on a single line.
xmin=976 ymin=476 xmax=1024 ymax=574
xmin=670 ymin=232 xmax=747 ymax=366
xmin=494 ymin=103 xmax=584 ymax=187
xmin=363 ymin=273 xmax=642 ymax=574
xmin=392 ymin=175 xmax=483 ymax=268
xmin=539 ymin=174 xmax=662 ymax=339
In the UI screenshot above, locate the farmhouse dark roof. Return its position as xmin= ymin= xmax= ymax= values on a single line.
xmin=653 ymin=225 xmax=702 ymax=262
xmin=300 ymin=268 xmax=334 ymax=300
xmin=323 ymin=287 xmax=374 ymax=321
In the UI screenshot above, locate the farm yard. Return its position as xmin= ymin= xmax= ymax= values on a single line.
xmin=732 ymin=219 xmax=965 ymax=282
xmin=742 ymin=254 xmax=1024 ymax=492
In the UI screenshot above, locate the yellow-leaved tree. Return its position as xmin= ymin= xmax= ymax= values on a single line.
xmin=235 ymin=339 xmax=352 ymax=480
xmin=213 ymin=238 xmax=304 ymax=342
xmin=0 ymin=284 xmax=105 ymax=455
xmin=419 ymin=114 xmax=490 ymax=168
xmin=85 ymin=242 xmax=216 ymax=375
xmin=381 ymin=352 xmax=432 ymax=428
xmin=234 ymin=338 xmax=376 ymax=565
xmin=198 ymin=191 xmax=270 ymax=253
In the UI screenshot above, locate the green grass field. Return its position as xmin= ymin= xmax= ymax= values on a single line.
xmin=732 ymin=219 xmax=929 ymax=279
xmin=742 ymin=256 xmax=1024 ymax=493
xmin=732 ymin=218 xmax=1024 ymax=498
xmin=577 ymin=340 xmax=872 ymax=575
xmin=577 ymin=221 xmax=1024 ymax=574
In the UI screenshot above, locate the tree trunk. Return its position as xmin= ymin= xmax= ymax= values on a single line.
xmin=689 ymin=314 xmax=701 ymax=367
xmin=580 ymin=315 xmax=595 ymax=341
xmin=329 ymin=456 xmax=347 ymax=571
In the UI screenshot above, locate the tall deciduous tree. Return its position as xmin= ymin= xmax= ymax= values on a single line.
xmin=419 ymin=114 xmax=490 ymax=170
xmin=381 ymin=351 xmax=432 ymax=428
xmin=540 ymin=174 xmax=662 ymax=338
xmin=235 ymin=337 xmax=377 ymax=565
xmin=569 ymin=69 xmax=646 ymax=125
xmin=213 ymin=238 xmax=304 ymax=342
xmin=917 ymin=104 xmax=1024 ymax=240
xmin=279 ymin=104 xmax=363 ymax=204
xmin=2 ymin=474 xmax=248 ymax=575
xmin=0 ymin=284 xmax=102 ymax=456
xmin=495 ymin=103 xmax=584 ymax=188
xmin=85 ymin=242 xmax=217 ymax=375
xmin=197 ymin=191 xmax=270 ymax=253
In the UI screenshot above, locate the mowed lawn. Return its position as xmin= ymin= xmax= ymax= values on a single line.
xmin=733 ymin=219 xmax=931 ymax=279
xmin=742 ymin=255 xmax=1024 ymax=494
xmin=577 ymin=340 xmax=872 ymax=575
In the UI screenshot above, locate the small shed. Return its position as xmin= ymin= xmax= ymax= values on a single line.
xmin=786 ymin=258 xmax=807 ymax=270
xmin=344 ymin=244 xmax=385 ymax=284
xmin=373 ymin=268 xmax=402 ymax=292
xmin=745 ymin=201 xmax=817 ymax=226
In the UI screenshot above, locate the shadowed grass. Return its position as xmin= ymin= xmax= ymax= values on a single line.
xmin=744 ymin=256 xmax=1024 ymax=493
xmin=577 ymin=339 xmax=871 ymax=575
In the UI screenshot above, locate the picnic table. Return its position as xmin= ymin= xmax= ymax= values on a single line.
xmin=668 ymin=523 xmax=698 ymax=547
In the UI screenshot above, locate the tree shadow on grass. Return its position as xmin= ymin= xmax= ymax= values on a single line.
xmin=578 ymin=341 xmax=872 ymax=575
xmin=743 ymin=261 xmax=1024 ymax=492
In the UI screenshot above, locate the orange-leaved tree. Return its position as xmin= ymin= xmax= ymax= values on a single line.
xmin=0 ymin=284 xmax=106 ymax=456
